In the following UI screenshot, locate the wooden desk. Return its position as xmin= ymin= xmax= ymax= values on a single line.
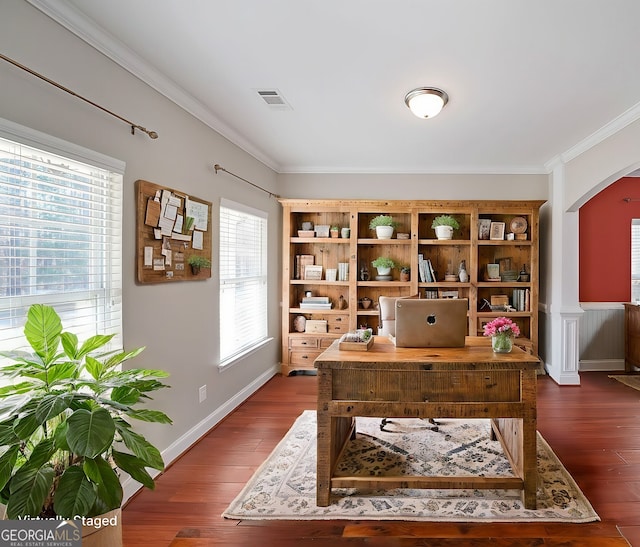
xmin=314 ymin=336 xmax=540 ymax=509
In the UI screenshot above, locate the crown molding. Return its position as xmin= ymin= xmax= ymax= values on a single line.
xmin=279 ymin=165 xmax=548 ymax=175
xmin=545 ymin=100 xmax=640 ymax=172
xmin=26 ymin=0 xmax=280 ymax=172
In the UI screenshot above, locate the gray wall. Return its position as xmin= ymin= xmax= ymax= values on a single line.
xmin=0 ymin=1 xmax=281 ymax=484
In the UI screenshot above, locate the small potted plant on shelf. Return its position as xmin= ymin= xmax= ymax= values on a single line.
xmin=330 ymin=226 xmax=340 ymax=238
xmin=187 ymin=254 xmax=211 ymax=275
xmin=431 ymin=214 xmax=460 ymax=240
xmin=400 ymin=265 xmax=411 ymax=282
xmin=369 ymin=215 xmax=398 ymax=240
xmin=0 ymin=304 xmax=171 ymax=544
xmin=372 ymin=256 xmax=396 ymax=278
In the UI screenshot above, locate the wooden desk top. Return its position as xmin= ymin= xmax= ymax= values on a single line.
xmin=315 ymin=335 xmax=540 ymax=369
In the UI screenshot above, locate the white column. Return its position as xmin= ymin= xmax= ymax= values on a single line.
xmin=546 ymin=162 xmax=582 ymax=385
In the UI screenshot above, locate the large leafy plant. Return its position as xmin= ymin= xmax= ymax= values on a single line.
xmin=0 ymin=304 xmax=171 ymax=519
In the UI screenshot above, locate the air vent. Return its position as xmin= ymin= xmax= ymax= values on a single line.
xmin=256 ymin=89 xmax=292 ymax=110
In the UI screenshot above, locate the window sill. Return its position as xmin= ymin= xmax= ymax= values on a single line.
xmin=218 ymin=337 xmax=274 ymax=372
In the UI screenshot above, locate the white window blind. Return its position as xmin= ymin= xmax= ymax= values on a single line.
xmin=219 ymin=198 xmax=268 ymax=364
xmin=632 ymin=219 xmax=640 ymax=302
xmin=0 ymin=120 xmax=124 ymax=353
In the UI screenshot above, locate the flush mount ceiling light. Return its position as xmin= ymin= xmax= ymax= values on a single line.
xmin=404 ymin=87 xmax=449 ymax=119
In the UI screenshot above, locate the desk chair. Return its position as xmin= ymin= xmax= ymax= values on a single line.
xmin=378 ymin=295 xmax=439 ymax=432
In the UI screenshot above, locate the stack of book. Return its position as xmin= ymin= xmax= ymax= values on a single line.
xmin=300 ymin=296 xmax=332 ymax=310
xmin=512 ymin=288 xmax=530 ymax=311
xmin=338 ymin=262 xmax=349 ymax=281
xmin=418 ymin=254 xmax=437 ymax=282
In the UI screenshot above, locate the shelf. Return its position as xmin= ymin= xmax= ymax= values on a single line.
xmin=291 ymin=237 xmax=350 ymax=244
xmin=281 ymin=199 xmax=543 ymax=374
xmin=477 ymin=240 xmax=532 ymax=246
xmin=418 ymin=239 xmax=472 ymax=245
xmin=290 ymin=280 xmax=350 ymax=286
xmin=357 ymin=238 xmax=413 ymax=245
xmin=289 ymin=308 xmax=348 ymax=314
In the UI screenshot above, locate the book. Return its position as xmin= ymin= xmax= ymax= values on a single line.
xmin=427 ymin=259 xmax=436 ymax=282
xmin=300 ymin=303 xmax=332 ymax=309
xmin=302 ymin=296 xmax=330 ymax=303
xmin=295 ymin=254 xmax=314 ymax=280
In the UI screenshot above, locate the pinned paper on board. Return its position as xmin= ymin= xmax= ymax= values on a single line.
xmin=136 ymin=180 xmax=212 ymax=284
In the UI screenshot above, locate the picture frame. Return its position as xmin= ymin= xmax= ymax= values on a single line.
xmin=303 ymin=264 xmax=323 ymax=280
xmin=489 ymin=221 xmax=505 ymax=240
xmin=478 ymin=218 xmax=491 ymax=240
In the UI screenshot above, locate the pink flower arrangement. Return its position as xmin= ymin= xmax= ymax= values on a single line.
xmin=482 ymin=316 xmax=520 ymax=338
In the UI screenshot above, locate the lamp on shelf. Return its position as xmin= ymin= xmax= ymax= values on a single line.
xmin=404 ymin=87 xmax=449 ymax=119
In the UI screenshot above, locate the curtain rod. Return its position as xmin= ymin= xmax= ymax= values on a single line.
xmin=214 ymin=164 xmax=279 ymax=199
xmin=0 ymin=52 xmax=158 ymax=139
xmin=623 ymin=198 xmax=640 ymax=203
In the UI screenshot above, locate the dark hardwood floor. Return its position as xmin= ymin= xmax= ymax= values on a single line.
xmin=122 ymin=371 xmax=640 ymax=546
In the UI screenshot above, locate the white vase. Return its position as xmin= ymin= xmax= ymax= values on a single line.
xmin=376 ymin=266 xmax=391 ymax=276
xmin=375 ymin=225 xmax=394 ymax=239
xmin=434 ymin=225 xmax=453 ymax=240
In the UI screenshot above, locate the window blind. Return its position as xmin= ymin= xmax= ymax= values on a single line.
xmin=0 ymin=123 xmax=123 ymax=353
xmin=219 ymin=198 xmax=268 ymax=364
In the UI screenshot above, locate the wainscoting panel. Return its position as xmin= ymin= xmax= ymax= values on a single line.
xmin=579 ymin=303 xmax=624 ymax=371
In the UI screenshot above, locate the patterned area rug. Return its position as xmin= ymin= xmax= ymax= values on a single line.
xmin=609 ymin=374 xmax=640 ymax=392
xmin=222 ymin=410 xmax=598 ymax=523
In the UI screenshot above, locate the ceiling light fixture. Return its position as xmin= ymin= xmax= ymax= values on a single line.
xmin=404 ymin=87 xmax=449 ymax=119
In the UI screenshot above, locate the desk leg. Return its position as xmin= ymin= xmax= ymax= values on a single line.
xmin=522 ymin=417 xmax=537 ymax=509
xmin=316 ymin=409 xmax=332 ymax=506
xmin=522 ymin=369 xmax=537 ymax=510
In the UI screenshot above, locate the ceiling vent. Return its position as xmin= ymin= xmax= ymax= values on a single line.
xmin=256 ymin=89 xmax=292 ymax=110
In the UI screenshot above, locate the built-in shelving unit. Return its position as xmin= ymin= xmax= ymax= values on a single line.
xmin=279 ymin=199 xmax=544 ymax=375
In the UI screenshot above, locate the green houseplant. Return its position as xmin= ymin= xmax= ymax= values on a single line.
xmin=369 ymin=215 xmax=398 ymax=240
xmin=187 ymin=254 xmax=211 ymax=274
xmin=372 ymin=256 xmax=396 ymax=277
xmin=431 ymin=214 xmax=460 ymax=240
xmin=0 ymin=304 xmax=171 ymax=519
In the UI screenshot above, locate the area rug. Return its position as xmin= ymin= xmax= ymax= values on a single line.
xmin=609 ymin=374 xmax=640 ymax=392
xmin=222 ymin=410 xmax=598 ymax=523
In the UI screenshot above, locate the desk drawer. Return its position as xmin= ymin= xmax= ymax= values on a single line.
xmin=331 ymin=369 xmax=521 ymax=402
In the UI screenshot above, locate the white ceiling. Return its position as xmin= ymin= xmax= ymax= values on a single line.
xmin=32 ymin=0 xmax=640 ymax=174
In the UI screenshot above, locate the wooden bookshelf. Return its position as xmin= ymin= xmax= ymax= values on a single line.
xmin=279 ymin=199 xmax=544 ymax=375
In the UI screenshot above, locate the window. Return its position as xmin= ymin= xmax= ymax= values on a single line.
xmin=633 ymin=219 xmax=640 ymax=302
xmin=219 ymin=198 xmax=268 ymax=364
xmin=0 ymin=119 xmax=124 ymax=352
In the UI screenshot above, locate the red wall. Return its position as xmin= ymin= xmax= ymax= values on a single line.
xmin=579 ymin=177 xmax=640 ymax=301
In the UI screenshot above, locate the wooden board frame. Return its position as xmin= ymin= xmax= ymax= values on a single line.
xmin=136 ymin=179 xmax=212 ymax=284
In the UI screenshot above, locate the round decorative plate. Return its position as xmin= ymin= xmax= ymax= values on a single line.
xmin=510 ymin=216 xmax=528 ymax=234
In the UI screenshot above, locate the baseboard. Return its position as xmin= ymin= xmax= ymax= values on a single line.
xmin=122 ymin=363 xmax=280 ymax=504
xmin=579 ymin=359 xmax=625 ymax=372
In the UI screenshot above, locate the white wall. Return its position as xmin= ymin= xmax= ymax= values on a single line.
xmin=0 ymin=0 xmax=282 ymax=488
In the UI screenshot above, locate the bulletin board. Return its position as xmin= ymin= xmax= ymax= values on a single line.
xmin=136 ymin=179 xmax=212 ymax=284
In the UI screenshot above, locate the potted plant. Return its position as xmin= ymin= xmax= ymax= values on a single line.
xmin=187 ymin=254 xmax=211 ymax=275
xmin=372 ymin=256 xmax=396 ymax=277
xmin=431 ymin=214 xmax=460 ymax=240
xmin=369 ymin=215 xmax=398 ymax=240
xmin=330 ymin=226 xmax=340 ymax=238
xmin=400 ymin=265 xmax=411 ymax=282
xmin=0 ymin=304 xmax=171 ymax=544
